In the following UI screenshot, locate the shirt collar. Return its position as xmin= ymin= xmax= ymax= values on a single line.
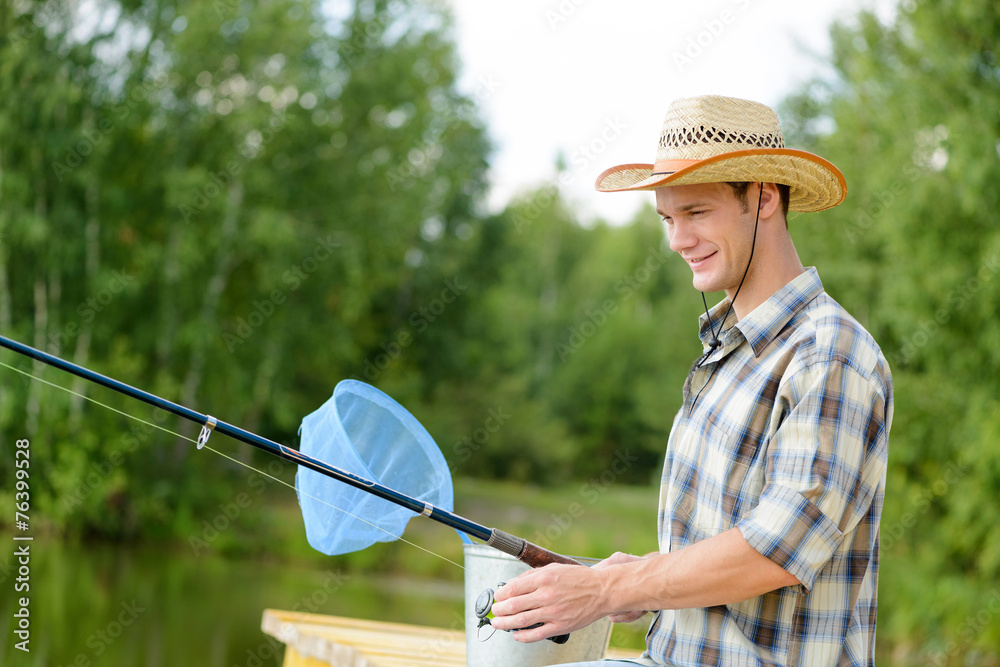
xmin=698 ymin=267 xmax=824 ymax=358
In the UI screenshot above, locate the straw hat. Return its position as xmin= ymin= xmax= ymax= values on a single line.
xmin=594 ymin=95 xmax=846 ymax=212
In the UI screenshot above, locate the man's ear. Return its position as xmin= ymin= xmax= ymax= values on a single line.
xmin=758 ymin=182 xmax=782 ymax=220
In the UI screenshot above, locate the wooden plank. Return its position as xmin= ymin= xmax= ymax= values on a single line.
xmin=606 ymin=646 xmax=645 ymax=660
xmin=263 ymin=610 xmax=464 ymax=667
xmin=262 ymin=609 xmax=642 ymax=667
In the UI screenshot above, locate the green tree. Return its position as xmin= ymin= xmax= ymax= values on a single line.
xmin=0 ymin=0 xmax=492 ymax=541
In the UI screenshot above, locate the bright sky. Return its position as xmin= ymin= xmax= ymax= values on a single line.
xmin=443 ymin=0 xmax=891 ymax=225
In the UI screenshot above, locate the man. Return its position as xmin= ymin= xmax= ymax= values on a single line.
xmin=489 ymin=95 xmax=893 ymax=666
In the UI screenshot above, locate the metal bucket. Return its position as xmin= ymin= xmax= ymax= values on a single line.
xmin=464 ymin=543 xmax=612 ymax=666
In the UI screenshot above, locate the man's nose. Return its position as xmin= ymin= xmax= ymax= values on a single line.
xmin=668 ymin=222 xmax=695 ymax=253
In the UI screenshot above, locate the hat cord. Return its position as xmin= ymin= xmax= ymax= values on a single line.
xmin=696 ymin=182 xmax=764 ymax=368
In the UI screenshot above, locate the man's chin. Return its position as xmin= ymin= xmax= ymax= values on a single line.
xmin=691 ymin=276 xmax=719 ymax=294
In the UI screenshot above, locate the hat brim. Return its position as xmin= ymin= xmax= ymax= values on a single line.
xmin=594 ymin=148 xmax=846 ymax=212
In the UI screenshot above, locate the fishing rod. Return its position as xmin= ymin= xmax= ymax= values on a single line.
xmin=0 ymin=334 xmax=579 ymax=569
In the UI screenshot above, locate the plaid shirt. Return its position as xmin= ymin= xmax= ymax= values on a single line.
xmin=640 ymin=268 xmax=893 ymax=667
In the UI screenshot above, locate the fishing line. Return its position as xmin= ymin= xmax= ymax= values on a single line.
xmin=0 ymin=357 xmax=464 ymax=571
xmin=1 ymin=358 xmax=191 ymax=441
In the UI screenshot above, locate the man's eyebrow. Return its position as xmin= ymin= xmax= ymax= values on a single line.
xmin=657 ymin=200 xmax=715 ymax=217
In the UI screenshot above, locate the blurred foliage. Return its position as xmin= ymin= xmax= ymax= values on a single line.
xmin=0 ymin=0 xmax=698 ymax=539
xmin=0 ymin=0 xmax=493 ymax=537
xmin=1 ymin=0 xmax=999 ymax=663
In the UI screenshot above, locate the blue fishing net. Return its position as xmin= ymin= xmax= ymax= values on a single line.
xmin=295 ymin=380 xmax=454 ymax=556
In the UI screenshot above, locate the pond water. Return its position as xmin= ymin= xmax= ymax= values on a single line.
xmin=1 ymin=532 xmax=466 ymax=666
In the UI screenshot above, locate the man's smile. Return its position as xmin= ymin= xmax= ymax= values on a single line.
xmin=686 ymin=251 xmax=717 ymax=268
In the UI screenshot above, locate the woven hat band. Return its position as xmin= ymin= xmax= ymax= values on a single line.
xmin=656 ymin=96 xmax=786 ymax=162
xmin=652 ymin=159 xmax=700 ymax=176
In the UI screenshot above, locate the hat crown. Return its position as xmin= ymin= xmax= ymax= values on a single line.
xmin=656 ymin=95 xmax=785 ymax=162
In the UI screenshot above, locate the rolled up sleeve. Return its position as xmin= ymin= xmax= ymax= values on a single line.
xmin=737 ymin=356 xmax=890 ymax=593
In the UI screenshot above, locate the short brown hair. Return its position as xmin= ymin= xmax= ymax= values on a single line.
xmin=726 ymin=182 xmax=791 ymax=220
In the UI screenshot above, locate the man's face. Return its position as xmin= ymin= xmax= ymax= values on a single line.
xmin=656 ymin=182 xmax=755 ymax=296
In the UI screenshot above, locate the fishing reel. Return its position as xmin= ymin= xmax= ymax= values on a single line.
xmin=474 ymin=582 xmax=570 ymax=644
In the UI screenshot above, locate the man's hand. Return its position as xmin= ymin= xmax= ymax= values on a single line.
xmin=488 ymin=562 xmax=612 ymax=643
xmin=488 ymin=551 xmax=655 ymax=643
xmin=488 ymin=529 xmax=799 ymax=643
